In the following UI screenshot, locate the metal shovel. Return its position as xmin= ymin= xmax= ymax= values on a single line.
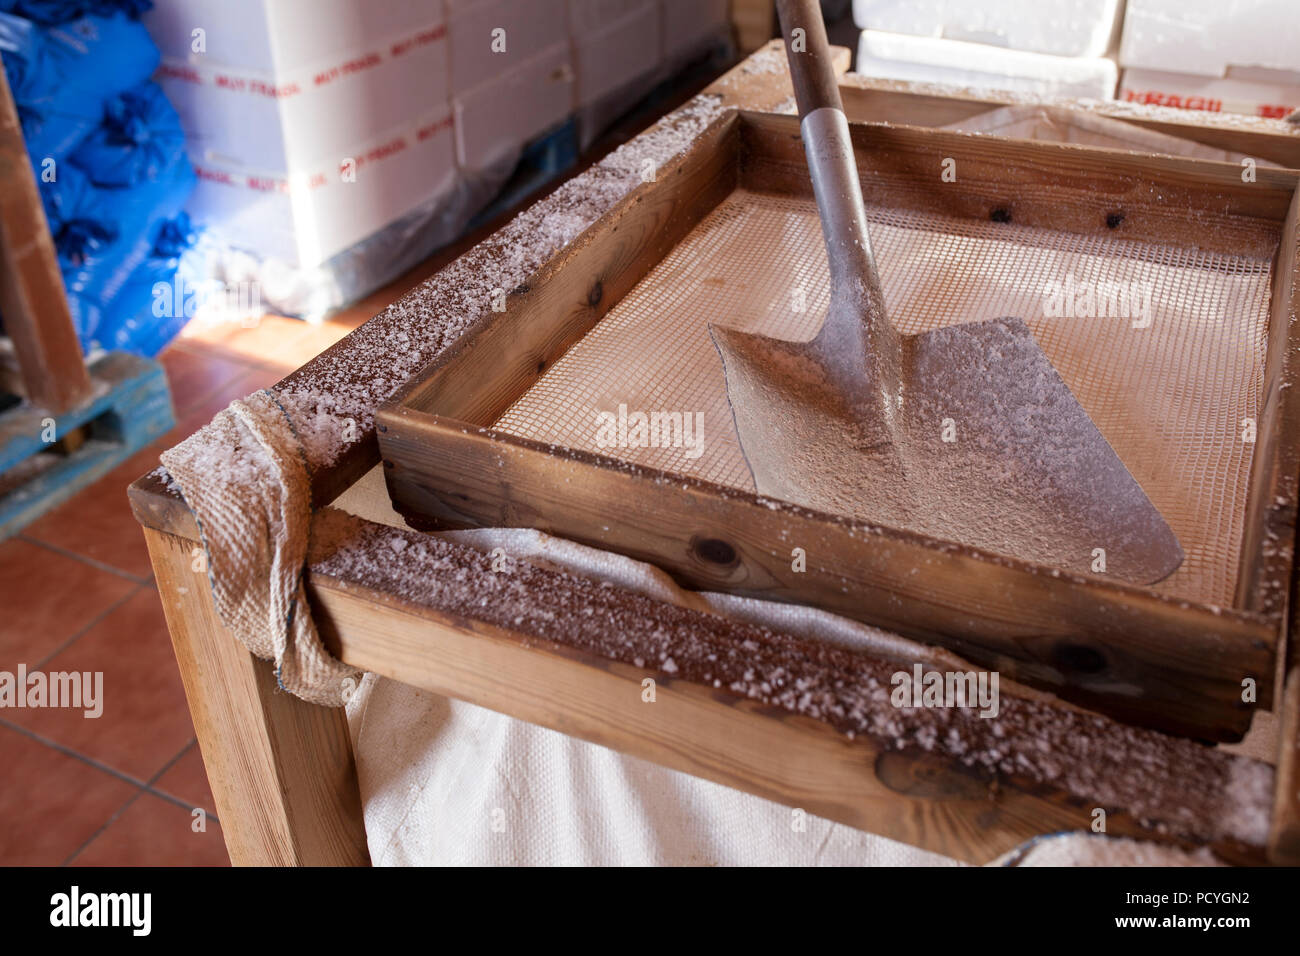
xmin=709 ymin=0 xmax=1183 ymax=584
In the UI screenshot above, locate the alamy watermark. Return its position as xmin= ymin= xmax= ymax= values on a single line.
xmin=50 ymin=886 xmax=150 ymax=936
xmin=0 ymin=665 xmax=103 ymax=718
xmin=152 ymin=274 xmax=262 ymax=325
xmin=595 ymin=404 xmax=705 ymax=460
xmin=891 ymin=664 xmax=999 ymax=718
xmin=1042 ymin=273 xmax=1153 ymax=329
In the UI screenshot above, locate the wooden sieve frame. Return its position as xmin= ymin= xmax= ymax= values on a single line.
xmin=378 ymin=109 xmax=1300 ymax=743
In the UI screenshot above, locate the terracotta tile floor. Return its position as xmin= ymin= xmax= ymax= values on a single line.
xmin=0 ymin=197 xmax=529 ymax=866
xmin=1 ymin=309 xmax=361 ymax=867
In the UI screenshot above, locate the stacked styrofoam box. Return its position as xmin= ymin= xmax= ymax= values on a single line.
xmin=448 ymin=0 xmax=574 ymax=170
xmin=144 ymin=0 xmax=457 ymax=269
xmin=145 ymin=0 xmax=732 ymax=275
xmin=852 ymin=0 xmax=1120 ymax=100
xmin=852 ymin=0 xmax=1120 ymax=58
xmin=661 ymin=0 xmax=729 ymax=61
xmin=451 ymin=0 xmax=730 ymax=170
xmin=1118 ymin=0 xmax=1300 ymax=119
xmin=567 ymin=0 xmax=728 ymax=108
xmin=570 ymin=0 xmax=662 ymax=110
xmin=566 ymin=0 xmax=728 ymax=150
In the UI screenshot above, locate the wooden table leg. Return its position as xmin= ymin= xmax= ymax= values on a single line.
xmin=144 ymin=527 xmax=370 ymax=866
xmin=1270 ymin=663 xmax=1300 ymax=864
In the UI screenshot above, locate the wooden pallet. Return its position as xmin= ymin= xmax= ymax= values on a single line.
xmin=0 ymin=351 xmax=173 ymax=538
xmin=0 ymin=53 xmax=175 ymax=538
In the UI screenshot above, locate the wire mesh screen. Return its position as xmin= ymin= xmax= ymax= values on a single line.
xmin=494 ymin=189 xmax=1274 ymax=606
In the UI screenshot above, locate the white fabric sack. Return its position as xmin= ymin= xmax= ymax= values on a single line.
xmin=350 ymin=674 xmax=960 ymax=867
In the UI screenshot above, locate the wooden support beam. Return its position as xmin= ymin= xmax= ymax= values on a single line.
xmin=303 ymin=517 xmax=1266 ymax=867
xmin=0 ymin=55 xmax=90 ymax=413
xmin=143 ymin=526 xmax=370 ymax=866
xmin=838 ymin=74 xmax=1300 ymax=170
xmin=1269 ymin=665 xmax=1300 ymax=863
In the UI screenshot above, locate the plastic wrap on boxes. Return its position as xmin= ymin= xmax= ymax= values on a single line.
xmin=189 ymin=145 xmax=522 ymax=321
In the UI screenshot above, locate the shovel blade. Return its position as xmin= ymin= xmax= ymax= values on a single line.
xmin=711 ymin=317 xmax=1183 ymax=585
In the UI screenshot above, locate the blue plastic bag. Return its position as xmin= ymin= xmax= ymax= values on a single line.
xmin=38 ymin=164 xmax=114 ymax=343
xmin=92 ymin=213 xmax=198 ymax=357
xmin=0 ymin=12 xmax=46 ymax=112
xmin=42 ymin=154 xmax=196 ymax=348
xmin=0 ymin=10 xmax=160 ymax=162
xmin=72 ymin=82 xmax=186 ymax=187
xmin=0 ymin=2 xmax=152 ymax=26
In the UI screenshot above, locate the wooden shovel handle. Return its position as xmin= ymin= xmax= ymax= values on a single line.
xmin=776 ymin=0 xmax=845 ymax=118
xmin=774 ymin=0 xmax=889 ymax=327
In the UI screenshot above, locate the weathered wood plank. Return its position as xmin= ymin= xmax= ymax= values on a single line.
xmin=2 ymin=352 xmax=173 ymax=538
xmin=838 ymin=74 xmax=1300 ymax=170
xmin=304 ymin=520 xmax=1265 ymax=866
xmin=380 ymin=411 xmax=1272 ymax=741
xmin=1237 ymin=185 xmax=1300 ymax=618
xmin=741 ymin=110 xmax=1293 ymax=258
xmin=396 ymin=112 xmax=741 ymax=422
xmin=1269 ymin=665 xmax=1300 ymax=864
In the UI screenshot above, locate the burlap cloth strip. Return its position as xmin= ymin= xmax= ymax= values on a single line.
xmin=160 ymin=390 xmax=361 ymax=707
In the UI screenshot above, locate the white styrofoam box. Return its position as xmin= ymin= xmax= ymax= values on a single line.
xmin=572 ymin=2 xmax=661 ymax=107
xmin=661 ymin=0 xmax=729 ymax=58
xmin=851 ymin=0 xmax=1121 ymax=59
xmin=1120 ymin=0 xmax=1300 ymax=79
xmin=186 ymin=107 xmax=458 ymax=268
xmin=856 ymin=30 xmax=1119 ymax=100
xmin=454 ymin=41 xmax=576 ymax=169
xmin=144 ymin=0 xmax=444 ymax=75
xmin=1119 ymin=68 xmax=1300 ymax=120
xmin=447 ymin=0 xmax=568 ymax=95
xmin=569 ymin=0 xmax=651 ymax=33
xmin=155 ymin=20 xmax=450 ymax=174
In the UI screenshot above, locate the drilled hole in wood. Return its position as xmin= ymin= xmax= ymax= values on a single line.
xmin=692 ymin=536 xmax=737 ymax=566
xmin=1106 ymin=211 xmax=1125 ymax=229
xmin=990 ymin=207 xmax=1012 ymax=223
xmin=1053 ymin=643 xmax=1107 ymax=674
